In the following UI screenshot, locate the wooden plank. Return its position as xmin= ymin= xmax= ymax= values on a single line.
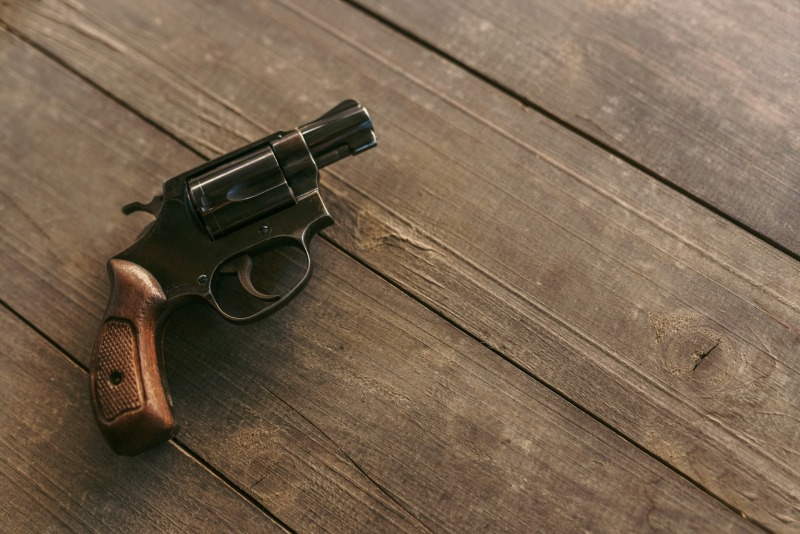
xmin=0 ymin=307 xmax=285 ymax=533
xmin=0 ymin=22 xmax=759 ymax=534
xmin=354 ymin=0 xmax=800 ymax=257
xmin=3 ymin=0 xmax=798 ymax=529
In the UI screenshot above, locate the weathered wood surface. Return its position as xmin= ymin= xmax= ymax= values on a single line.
xmin=357 ymin=0 xmax=800 ymax=257
xmin=0 ymin=26 xmax=758 ymax=533
xmin=4 ymin=0 xmax=798 ymax=529
xmin=0 ymin=307 xmax=285 ymax=533
xmin=3 ymin=1 xmax=800 ymax=530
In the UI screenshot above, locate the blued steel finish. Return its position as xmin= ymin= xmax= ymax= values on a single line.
xmin=188 ymin=144 xmax=295 ymax=238
xmin=137 ymin=99 xmax=375 ymax=320
xmin=90 ymin=100 xmax=376 ymax=454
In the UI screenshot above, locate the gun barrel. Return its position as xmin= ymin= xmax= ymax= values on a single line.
xmin=300 ymin=100 xmax=377 ymax=169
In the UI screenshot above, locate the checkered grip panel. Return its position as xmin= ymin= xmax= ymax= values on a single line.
xmin=94 ymin=319 xmax=143 ymax=421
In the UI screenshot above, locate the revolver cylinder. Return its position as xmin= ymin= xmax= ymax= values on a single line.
xmin=187 ymin=100 xmax=375 ymax=239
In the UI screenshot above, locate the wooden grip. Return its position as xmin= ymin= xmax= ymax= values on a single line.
xmin=90 ymin=259 xmax=176 ymax=455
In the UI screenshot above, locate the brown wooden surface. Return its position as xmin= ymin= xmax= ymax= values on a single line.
xmin=90 ymin=259 xmax=174 ymax=456
xmin=0 ymin=307 xmax=285 ymax=533
xmin=0 ymin=26 xmax=754 ymax=533
xmin=1 ymin=0 xmax=798 ymax=532
xmin=357 ymin=0 xmax=800 ymax=257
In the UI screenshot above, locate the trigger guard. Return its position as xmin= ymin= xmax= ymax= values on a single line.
xmin=219 ymin=255 xmax=281 ymax=302
xmin=208 ymin=239 xmax=314 ymax=323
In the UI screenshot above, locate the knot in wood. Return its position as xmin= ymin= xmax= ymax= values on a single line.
xmin=653 ymin=313 xmax=742 ymax=391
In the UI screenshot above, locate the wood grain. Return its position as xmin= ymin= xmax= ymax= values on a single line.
xmin=0 ymin=306 xmax=285 ymax=534
xmin=0 ymin=21 xmax=759 ymax=534
xmin=3 ymin=0 xmax=799 ymax=529
xmin=355 ymin=0 xmax=800 ymax=257
xmin=90 ymin=259 xmax=174 ymax=456
xmin=167 ymin=239 xmax=761 ymax=533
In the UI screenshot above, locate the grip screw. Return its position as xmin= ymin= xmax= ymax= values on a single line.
xmin=109 ymin=371 xmax=123 ymax=385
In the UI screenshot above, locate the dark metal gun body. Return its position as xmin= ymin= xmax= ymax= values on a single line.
xmin=89 ymin=101 xmax=376 ymax=455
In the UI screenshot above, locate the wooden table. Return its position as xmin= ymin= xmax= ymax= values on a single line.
xmin=2 ymin=1 xmax=798 ymax=531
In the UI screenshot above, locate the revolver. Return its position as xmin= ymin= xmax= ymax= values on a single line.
xmin=90 ymin=100 xmax=376 ymax=455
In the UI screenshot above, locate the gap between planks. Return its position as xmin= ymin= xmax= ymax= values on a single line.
xmin=339 ymin=0 xmax=800 ymax=268
xmin=0 ymin=19 xmax=768 ymax=531
xmin=348 ymin=0 xmax=800 ymax=259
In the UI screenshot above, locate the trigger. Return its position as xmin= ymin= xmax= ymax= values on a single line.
xmin=219 ymin=255 xmax=281 ymax=302
xmin=122 ymin=195 xmax=163 ymax=217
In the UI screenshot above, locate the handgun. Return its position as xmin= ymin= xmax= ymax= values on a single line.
xmin=89 ymin=100 xmax=376 ymax=455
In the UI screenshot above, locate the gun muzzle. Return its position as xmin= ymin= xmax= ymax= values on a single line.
xmin=299 ymin=100 xmax=377 ymax=169
xmin=187 ymin=100 xmax=376 ymax=239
